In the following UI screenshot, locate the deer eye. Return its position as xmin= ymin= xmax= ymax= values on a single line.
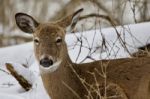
xmin=56 ymin=37 xmax=62 ymax=44
xmin=34 ymin=38 xmax=39 ymax=45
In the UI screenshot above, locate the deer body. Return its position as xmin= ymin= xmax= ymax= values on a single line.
xmin=15 ymin=9 xmax=150 ymax=99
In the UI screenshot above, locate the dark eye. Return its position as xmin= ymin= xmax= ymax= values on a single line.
xmin=56 ymin=37 xmax=62 ymax=44
xmin=34 ymin=38 xmax=39 ymax=45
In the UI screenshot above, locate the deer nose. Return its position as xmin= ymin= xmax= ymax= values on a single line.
xmin=40 ymin=57 xmax=53 ymax=67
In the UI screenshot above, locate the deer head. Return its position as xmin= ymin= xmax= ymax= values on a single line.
xmin=15 ymin=9 xmax=83 ymax=73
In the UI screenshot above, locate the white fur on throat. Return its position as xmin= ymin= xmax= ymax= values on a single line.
xmin=40 ymin=60 xmax=62 ymax=73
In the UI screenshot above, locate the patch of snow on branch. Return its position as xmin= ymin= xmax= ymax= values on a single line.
xmin=7 ymin=62 xmax=39 ymax=85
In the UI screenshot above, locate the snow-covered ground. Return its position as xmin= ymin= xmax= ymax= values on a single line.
xmin=0 ymin=22 xmax=150 ymax=99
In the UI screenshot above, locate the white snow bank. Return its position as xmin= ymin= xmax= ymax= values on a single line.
xmin=0 ymin=42 xmax=34 ymax=67
xmin=67 ymin=22 xmax=150 ymax=63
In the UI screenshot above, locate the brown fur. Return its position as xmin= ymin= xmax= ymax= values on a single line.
xmin=15 ymin=9 xmax=150 ymax=99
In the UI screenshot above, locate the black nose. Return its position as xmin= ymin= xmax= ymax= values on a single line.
xmin=40 ymin=57 xmax=53 ymax=67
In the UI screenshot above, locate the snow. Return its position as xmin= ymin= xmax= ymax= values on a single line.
xmin=0 ymin=93 xmax=24 ymax=99
xmin=67 ymin=22 xmax=150 ymax=63
xmin=0 ymin=22 xmax=150 ymax=99
xmin=0 ymin=42 xmax=34 ymax=66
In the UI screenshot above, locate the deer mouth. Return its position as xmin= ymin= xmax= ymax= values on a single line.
xmin=39 ymin=60 xmax=62 ymax=73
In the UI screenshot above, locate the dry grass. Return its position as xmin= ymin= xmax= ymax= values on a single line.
xmin=64 ymin=59 xmax=128 ymax=99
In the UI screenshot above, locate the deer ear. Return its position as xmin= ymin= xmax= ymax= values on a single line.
xmin=57 ymin=8 xmax=83 ymax=32
xmin=15 ymin=13 xmax=39 ymax=33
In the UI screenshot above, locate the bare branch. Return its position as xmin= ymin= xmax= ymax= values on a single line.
xmin=5 ymin=63 xmax=32 ymax=91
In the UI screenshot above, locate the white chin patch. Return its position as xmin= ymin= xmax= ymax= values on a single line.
xmin=40 ymin=60 xmax=62 ymax=73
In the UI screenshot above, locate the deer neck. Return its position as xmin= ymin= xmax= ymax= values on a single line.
xmin=40 ymin=44 xmax=84 ymax=99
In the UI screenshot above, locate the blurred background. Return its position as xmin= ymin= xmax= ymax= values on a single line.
xmin=0 ymin=0 xmax=150 ymax=47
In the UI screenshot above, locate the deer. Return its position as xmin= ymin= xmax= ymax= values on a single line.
xmin=15 ymin=8 xmax=150 ymax=99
